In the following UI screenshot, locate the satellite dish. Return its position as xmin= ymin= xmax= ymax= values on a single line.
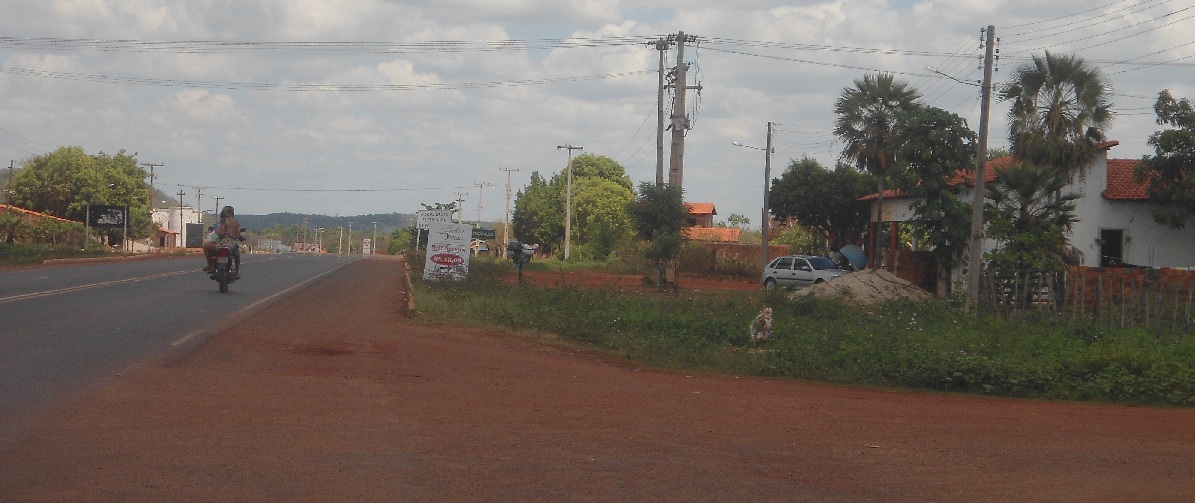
xmin=839 ymin=244 xmax=867 ymax=270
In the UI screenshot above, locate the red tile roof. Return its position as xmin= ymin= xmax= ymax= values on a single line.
xmin=0 ymin=204 xmax=79 ymax=223
xmin=681 ymin=226 xmax=741 ymax=242
xmin=685 ymin=202 xmax=716 ymax=215
xmin=1105 ymin=158 xmax=1149 ymax=200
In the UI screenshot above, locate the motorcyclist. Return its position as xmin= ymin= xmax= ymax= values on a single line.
xmin=202 ymin=206 xmax=242 ymax=277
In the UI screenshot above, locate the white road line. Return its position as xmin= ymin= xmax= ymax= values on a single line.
xmin=0 ymin=270 xmax=193 ymax=304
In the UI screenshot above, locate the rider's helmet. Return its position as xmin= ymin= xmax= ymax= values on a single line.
xmin=220 ymin=206 xmax=235 ymax=218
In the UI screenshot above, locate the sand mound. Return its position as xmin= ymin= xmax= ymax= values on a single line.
xmin=795 ymin=269 xmax=933 ymax=304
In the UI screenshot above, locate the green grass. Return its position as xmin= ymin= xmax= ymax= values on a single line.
xmin=412 ymin=260 xmax=1195 ymax=406
xmin=0 ymin=243 xmax=121 ymax=266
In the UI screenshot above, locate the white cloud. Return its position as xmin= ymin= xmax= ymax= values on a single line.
xmin=1 ymin=0 xmax=1190 ymax=218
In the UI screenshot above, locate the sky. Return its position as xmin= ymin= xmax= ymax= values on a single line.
xmin=1 ymin=0 xmax=1192 ymax=225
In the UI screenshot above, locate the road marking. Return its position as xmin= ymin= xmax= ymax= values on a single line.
xmin=0 ymin=270 xmax=193 ymax=304
xmin=171 ymin=263 xmax=348 ymax=347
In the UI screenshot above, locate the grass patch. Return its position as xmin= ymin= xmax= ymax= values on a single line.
xmin=412 ymin=260 xmax=1195 ymax=407
xmin=0 ymin=243 xmax=121 ymax=266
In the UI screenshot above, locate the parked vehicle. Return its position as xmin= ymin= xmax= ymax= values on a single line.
xmin=763 ymin=255 xmax=848 ymax=289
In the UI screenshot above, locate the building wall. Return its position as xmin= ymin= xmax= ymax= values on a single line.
xmin=152 ymin=207 xmax=203 ymax=248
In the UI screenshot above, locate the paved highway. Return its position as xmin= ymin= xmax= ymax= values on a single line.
xmin=0 ymin=253 xmax=361 ymax=441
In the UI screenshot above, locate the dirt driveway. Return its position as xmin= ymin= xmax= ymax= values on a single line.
xmin=2 ymin=256 xmax=1194 ymax=502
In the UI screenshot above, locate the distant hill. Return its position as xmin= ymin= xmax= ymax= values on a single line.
xmin=236 ymin=212 xmax=417 ymax=233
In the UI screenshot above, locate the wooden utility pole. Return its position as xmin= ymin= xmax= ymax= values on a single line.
xmin=452 ymin=192 xmax=468 ymax=224
xmin=762 ymin=121 xmax=774 ymax=278
xmin=472 ymin=182 xmax=492 ymax=226
xmin=966 ymin=25 xmax=997 ymax=313
xmin=499 ymin=167 xmax=519 ymax=257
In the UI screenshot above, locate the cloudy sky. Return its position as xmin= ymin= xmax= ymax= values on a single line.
xmin=1 ymin=0 xmax=1192 ymax=224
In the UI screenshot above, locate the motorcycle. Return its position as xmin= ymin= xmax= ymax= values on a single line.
xmin=209 ymin=229 xmax=246 ymax=293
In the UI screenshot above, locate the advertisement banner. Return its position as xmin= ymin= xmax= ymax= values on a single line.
xmin=423 ymin=222 xmax=472 ymax=282
xmin=416 ymin=210 xmax=453 ymax=230
xmin=88 ymin=205 xmax=127 ymax=228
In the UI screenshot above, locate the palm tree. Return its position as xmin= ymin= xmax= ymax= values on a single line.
xmin=984 ymin=162 xmax=1080 ymax=272
xmin=834 ymin=72 xmax=921 ymax=267
xmin=1000 ymin=51 xmax=1113 ymax=176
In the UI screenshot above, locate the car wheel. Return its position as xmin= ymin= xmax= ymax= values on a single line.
xmin=814 ymin=278 xmax=826 ymax=285
xmin=764 ymin=278 xmax=777 ymax=290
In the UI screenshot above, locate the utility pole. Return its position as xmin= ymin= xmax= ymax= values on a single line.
xmin=472 ymin=182 xmax=493 ymax=226
xmin=140 ymin=162 xmax=161 ymax=207
xmin=667 ymin=31 xmax=702 ymax=189
xmin=557 ymin=144 xmax=583 ymax=260
xmin=5 ymin=160 xmax=13 ymax=208
xmin=452 ymin=192 xmax=468 ymax=223
xmin=499 ymin=167 xmax=519 ymax=258
xmin=762 ymin=122 xmax=774 ymax=278
xmin=648 ymin=37 xmax=674 ymax=186
xmin=966 ymin=25 xmax=997 ymax=313
xmin=372 ymin=221 xmax=379 ymax=255
xmin=193 ymin=186 xmax=206 ymax=226
xmin=338 ymin=226 xmax=343 ymax=257
xmin=176 ymin=189 xmax=185 ymax=248
xmin=348 ymin=221 xmax=354 ymax=254
xmin=213 ymin=196 xmax=223 ymax=220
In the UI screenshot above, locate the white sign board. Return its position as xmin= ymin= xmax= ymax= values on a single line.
xmin=416 ymin=210 xmax=454 ymax=230
xmin=362 ymin=238 xmax=373 ymax=255
xmin=423 ymin=222 xmax=473 ymax=282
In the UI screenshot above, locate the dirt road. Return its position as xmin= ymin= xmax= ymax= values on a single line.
xmin=2 ymin=256 xmax=1194 ymax=502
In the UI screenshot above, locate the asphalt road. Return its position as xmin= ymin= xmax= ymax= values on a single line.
xmin=0 ymin=253 xmax=360 ymax=441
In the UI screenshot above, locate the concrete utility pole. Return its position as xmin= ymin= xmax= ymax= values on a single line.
xmin=648 ymin=37 xmax=674 ymax=186
xmin=176 ymin=189 xmax=185 ymax=248
xmin=557 ymin=144 xmax=583 ymax=260
xmin=348 ymin=221 xmax=354 ymax=254
xmin=472 ymin=182 xmax=493 ymax=226
xmin=140 ymin=162 xmax=161 ymax=207
xmin=213 ymin=196 xmax=223 ymax=219
xmin=667 ymin=31 xmax=702 ymax=189
xmin=371 ymin=221 xmax=378 ymax=255
xmin=966 ymin=25 xmax=997 ymax=313
xmin=6 ymin=160 xmax=13 ymax=207
xmin=733 ymin=121 xmax=775 ymax=282
xmin=453 ymin=192 xmax=468 ymax=223
xmin=338 ymin=227 xmax=344 ymax=257
xmin=194 ymin=187 xmax=203 ymax=226
xmin=499 ymin=167 xmax=519 ymax=258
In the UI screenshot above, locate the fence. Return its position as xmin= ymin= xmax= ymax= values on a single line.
xmin=980 ymin=266 xmax=1195 ymax=335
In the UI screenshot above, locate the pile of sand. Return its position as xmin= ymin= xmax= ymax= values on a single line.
xmin=795 ymin=269 xmax=933 ymax=304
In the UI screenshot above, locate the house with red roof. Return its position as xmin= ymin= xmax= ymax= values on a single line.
xmin=863 ymin=141 xmax=1195 ymax=270
xmin=681 ymin=202 xmax=741 ymax=243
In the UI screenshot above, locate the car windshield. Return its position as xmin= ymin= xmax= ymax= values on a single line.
xmin=808 ymin=257 xmax=838 ymax=270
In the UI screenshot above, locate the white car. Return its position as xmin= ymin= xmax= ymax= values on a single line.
xmin=763 ymin=255 xmax=848 ymax=289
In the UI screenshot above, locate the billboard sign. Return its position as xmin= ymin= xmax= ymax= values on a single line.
xmin=423 ymin=222 xmax=472 ymax=282
xmin=88 ymin=205 xmax=127 ymax=228
xmin=471 ymin=227 xmax=496 ymax=240
xmin=416 ymin=210 xmax=453 ymax=230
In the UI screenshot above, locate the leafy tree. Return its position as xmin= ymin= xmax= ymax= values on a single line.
xmin=11 ymin=147 xmax=154 ymax=242
xmin=999 ymin=51 xmax=1113 ymax=176
xmin=389 ymin=228 xmax=413 ymax=254
xmin=571 ymin=176 xmax=635 ymax=260
xmin=628 ymin=182 xmax=685 ymax=288
xmin=725 ymin=213 xmax=750 ymax=229
xmin=834 ymin=72 xmax=922 ymax=265
xmin=891 ymin=106 xmax=977 ymax=277
xmin=0 ymin=210 xmax=26 ymax=244
xmin=512 ymin=171 xmax=563 ymax=252
xmin=1135 ymin=90 xmax=1195 ymax=229
xmin=512 ymin=154 xmax=635 ymax=257
xmin=769 ymin=156 xmax=873 ymax=249
xmin=984 ymin=162 xmax=1079 ymax=272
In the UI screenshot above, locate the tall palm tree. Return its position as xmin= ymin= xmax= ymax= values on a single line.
xmin=834 ymin=72 xmax=921 ymax=267
xmin=985 ymin=162 xmax=1080 ymax=271
xmin=1000 ymin=51 xmax=1113 ymax=176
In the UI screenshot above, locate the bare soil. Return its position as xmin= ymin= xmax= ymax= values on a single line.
xmin=2 ymin=256 xmax=1194 ymax=502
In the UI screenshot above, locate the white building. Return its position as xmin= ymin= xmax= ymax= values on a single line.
xmin=152 ymin=206 xmax=204 ymax=248
xmin=868 ymin=141 xmax=1195 ymax=272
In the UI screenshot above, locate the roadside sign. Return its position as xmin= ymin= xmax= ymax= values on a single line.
xmin=416 ymin=210 xmax=453 ymax=230
xmin=88 ymin=205 xmax=127 ymax=228
xmin=423 ymin=222 xmax=472 ymax=282
xmin=471 ymin=228 xmax=496 ymax=240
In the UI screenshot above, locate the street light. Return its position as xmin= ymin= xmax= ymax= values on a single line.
xmin=733 ymin=121 xmax=775 ymax=284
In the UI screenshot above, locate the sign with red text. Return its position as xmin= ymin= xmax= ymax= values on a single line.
xmin=422 ymin=222 xmax=472 ymax=282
